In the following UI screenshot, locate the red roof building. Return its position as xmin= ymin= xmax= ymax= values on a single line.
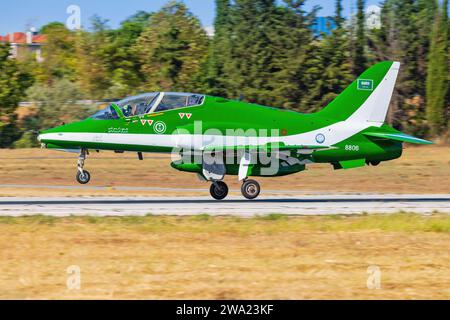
xmin=0 ymin=32 xmax=47 ymax=62
xmin=0 ymin=32 xmax=47 ymax=44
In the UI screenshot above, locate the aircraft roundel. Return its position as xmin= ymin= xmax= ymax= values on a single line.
xmin=179 ymin=113 xmax=185 ymax=119
xmin=316 ymin=133 xmax=326 ymax=144
xmin=154 ymin=121 xmax=167 ymax=134
xmin=186 ymin=114 xmax=192 ymax=119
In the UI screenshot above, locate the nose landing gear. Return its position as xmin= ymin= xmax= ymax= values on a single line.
xmin=76 ymin=170 xmax=91 ymax=184
xmin=76 ymin=149 xmax=91 ymax=185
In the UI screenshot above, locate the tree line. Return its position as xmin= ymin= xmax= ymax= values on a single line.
xmin=0 ymin=0 xmax=448 ymax=148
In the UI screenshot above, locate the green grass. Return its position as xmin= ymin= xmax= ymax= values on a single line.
xmin=192 ymin=214 xmax=212 ymax=221
xmin=256 ymin=213 xmax=288 ymax=221
xmin=14 ymin=215 xmax=58 ymax=225
xmin=0 ymin=212 xmax=449 ymax=234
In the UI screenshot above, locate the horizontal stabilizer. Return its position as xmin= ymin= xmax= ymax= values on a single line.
xmin=363 ymin=132 xmax=433 ymax=145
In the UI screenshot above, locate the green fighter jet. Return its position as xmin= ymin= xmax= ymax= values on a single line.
xmin=38 ymin=61 xmax=432 ymax=200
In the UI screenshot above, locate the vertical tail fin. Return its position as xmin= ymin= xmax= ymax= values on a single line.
xmin=317 ymin=61 xmax=401 ymax=124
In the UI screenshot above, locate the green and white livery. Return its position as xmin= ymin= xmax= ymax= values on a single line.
xmin=38 ymin=61 xmax=432 ymax=200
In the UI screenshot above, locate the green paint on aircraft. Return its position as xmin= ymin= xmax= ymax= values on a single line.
xmin=38 ymin=61 xmax=432 ymax=200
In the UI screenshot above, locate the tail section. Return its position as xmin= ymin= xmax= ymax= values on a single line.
xmin=317 ymin=61 xmax=432 ymax=145
xmin=317 ymin=61 xmax=401 ymax=124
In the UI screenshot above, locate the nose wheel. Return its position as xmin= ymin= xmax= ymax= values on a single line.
xmin=241 ymin=179 xmax=261 ymax=200
xmin=76 ymin=149 xmax=91 ymax=184
xmin=76 ymin=170 xmax=91 ymax=184
xmin=210 ymin=181 xmax=229 ymax=200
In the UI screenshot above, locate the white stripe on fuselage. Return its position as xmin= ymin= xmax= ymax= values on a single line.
xmin=37 ymin=119 xmax=373 ymax=151
xmin=39 ymin=63 xmax=400 ymax=150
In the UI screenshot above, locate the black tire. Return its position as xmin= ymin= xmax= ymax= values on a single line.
xmin=241 ymin=179 xmax=261 ymax=200
xmin=76 ymin=170 xmax=91 ymax=185
xmin=210 ymin=181 xmax=229 ymax=200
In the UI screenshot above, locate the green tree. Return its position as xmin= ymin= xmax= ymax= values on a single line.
xmin=35 ymin=22 xmax=77 ymax=84
xmin=369 ymin=0 xmax=437 ymax=136
xmin=135 ymin=1 xmax=209 ymax=92
xmin=335 ymin=0 xmax=344 ymax=28
xmin=270 ymin=0 xmax=321 ymax=111
xmin=106 ymin=11 xmax=152 ymax=97
xmin=224 ymin=0 xmax=280 ymax=103
xmin=25 ymin=78 xmax=93 ymax=131
xmin=203 ymin=0 xmax=232 ymax=96
xmin=218 ymin=0 xmax=319 ymax=110
xmin=417 ymin=0 xmax=439 ymax=82
xmin=426 ymin=0 xmax=449 ymax=136
xmin=0 ymin=43 xmax=31 ymax=147
xmin=353 ymin=0 xmax=367 ymax=76
xmin=305 ymin=0 xmax=353 ymax=111
xmin=75 ymin=16 xmax=113 ymax=99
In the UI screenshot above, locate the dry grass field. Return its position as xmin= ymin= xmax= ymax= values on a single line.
xmin=0 ymin=145 xmax=448 ymax=197
xmin=0 ymin=147 xmax=448 ymax=300
xmin=0 ymin=214 xmax=448 ymax=300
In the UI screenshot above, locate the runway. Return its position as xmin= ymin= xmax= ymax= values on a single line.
xmin=0 ymin=195 xmax=448 ymax=216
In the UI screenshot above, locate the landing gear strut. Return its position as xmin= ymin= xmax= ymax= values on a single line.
xmin=76 ymin=149 xmax=91 ymax=185
xmin=210 ymin=181 xmax=229 ymax=200
xmin=241 ymin=179 xmax=261 ymax=200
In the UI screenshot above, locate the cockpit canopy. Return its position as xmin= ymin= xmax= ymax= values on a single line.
xmin=92 ymin=92 xmax=205 ymax=120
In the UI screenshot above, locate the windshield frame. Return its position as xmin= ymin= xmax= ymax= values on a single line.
xmin=152 ymin=92 xmax=206 ymax=114
xmin=91 ymin=105 xmax=120 ymax=120
xmin=90 ymin=92 xmax=206 ymax=121
xmin=115 ymin=93 xmax=161 ymax=118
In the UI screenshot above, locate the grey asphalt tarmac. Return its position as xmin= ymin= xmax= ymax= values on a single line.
xmin=0 ymin=194 xmax=448 ymax=216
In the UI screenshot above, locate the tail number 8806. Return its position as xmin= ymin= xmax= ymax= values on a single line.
xmin=345 ymin=145 xmax=360 ymax=152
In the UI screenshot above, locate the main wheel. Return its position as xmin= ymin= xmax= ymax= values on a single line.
xmin=76 ymin=170 xmax=91 ymax=185
xmin=241 ymin=179 xmax=261 ymax=200
xmin=210 ymin=181 xmax=229 ymax=200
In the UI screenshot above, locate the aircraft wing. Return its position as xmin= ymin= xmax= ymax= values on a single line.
xmin=363 ymin=131 xmax=433 ymax=145
xmin=202 ymin=143 xmax=330 ymax=153
xmin=201 ymin=143 xmax=327 ymax=181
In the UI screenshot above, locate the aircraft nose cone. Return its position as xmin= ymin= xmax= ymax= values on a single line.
xmin=37 ymin=131 xmax=51 ymax=143
xmin=37 ymin=131 xmax=46 ymax=142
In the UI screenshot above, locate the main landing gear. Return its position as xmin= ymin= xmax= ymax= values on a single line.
xmin=209 ymin=179 xmax=262 ymax=201
xmin=76 ymin=149 xmax=91 ymax=185
xmin=241 ymin=179 xmax=261 ymax=200
xmin=210 ymin=181 xmax=229 ymax=200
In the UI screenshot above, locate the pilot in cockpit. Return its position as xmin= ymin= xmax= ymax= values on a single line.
xmin=122 ymin=104 xmax=133 ymax=117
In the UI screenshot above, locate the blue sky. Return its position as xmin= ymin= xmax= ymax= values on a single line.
xmin=0 ymin=0 xmax=383 ymax=34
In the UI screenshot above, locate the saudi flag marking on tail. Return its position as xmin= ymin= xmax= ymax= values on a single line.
xmin=357 ymin=79 xmax=374 ymax=91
